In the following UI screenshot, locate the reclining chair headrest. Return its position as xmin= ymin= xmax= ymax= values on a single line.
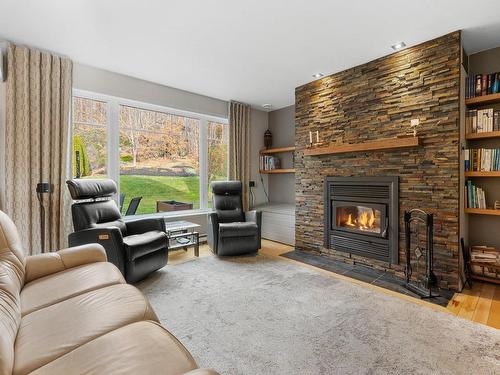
xmin=66 ymin=179 xmax=117 ymax=200
xmin=211 ymin=180 xmax=242 ymax=196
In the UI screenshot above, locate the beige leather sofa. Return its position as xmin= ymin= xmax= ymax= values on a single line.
xmin=0 ymin=210 xmax=218 ymax=375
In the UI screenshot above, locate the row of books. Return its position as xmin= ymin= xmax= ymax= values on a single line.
xmin=464 ymin=148 xmax=500 ymax=172
xmin=259 ymin=155 xmax=281 ymax=171
xmin=465 ymin=181 xmax=487 ymax=209
xmin=465 ymin=73 xmax=500 ymax=99
xmin=465 ymin=108 xmax=500 ymax=133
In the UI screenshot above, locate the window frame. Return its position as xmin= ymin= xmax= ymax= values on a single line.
xmin=72 ymin=89 xmax=229 ymax=212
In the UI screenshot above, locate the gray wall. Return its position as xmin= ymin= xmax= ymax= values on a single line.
xmin=267 ymin=105 xmax=295 ymax=204
xmin=467 ymin=47 xmax=500 ymax=248
xmin=73 ymin=63 xmax=228 ymax=118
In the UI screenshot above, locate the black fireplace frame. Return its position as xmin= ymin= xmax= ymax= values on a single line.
xmin=324 ymin=176 xmax=399 ymax=264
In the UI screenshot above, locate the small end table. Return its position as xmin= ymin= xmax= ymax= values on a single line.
xmin=164 ymin=220 xmax=200 ymax=257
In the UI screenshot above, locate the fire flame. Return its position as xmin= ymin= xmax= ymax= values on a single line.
xmin=345 ymin=210 xmax=376 ymax=229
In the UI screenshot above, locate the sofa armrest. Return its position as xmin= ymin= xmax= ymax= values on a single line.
xmin=25 ymin=243 xmax=106 ymax=283
xmin=245 ymin=210 xmax=262 ymax=249
xmin=68 ymin=227 xmax=125 ymax=275
xmin=183 ymin=369 xmax=220 ymax=375
xmin=126 ymin=217 xmax=165 ymax=235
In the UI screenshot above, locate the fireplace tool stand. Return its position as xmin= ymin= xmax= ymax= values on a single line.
xmin=404 ymin=209 xmax=439 ymax=299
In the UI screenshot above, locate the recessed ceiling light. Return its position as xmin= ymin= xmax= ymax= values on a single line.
xmin=262 ymin=104 xmax=272 ymax=110
xmin=312 ymin=73 xmax=324 ymax=78
xmin=391 ymin=42 xmax=406 ymax=51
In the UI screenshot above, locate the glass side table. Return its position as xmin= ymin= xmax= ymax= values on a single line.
xmin=164 ymin=220 xmax=200 ymax=257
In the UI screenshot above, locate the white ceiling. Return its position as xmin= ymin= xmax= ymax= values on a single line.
xmin=1 ymin=0 xmax=500 ymax=110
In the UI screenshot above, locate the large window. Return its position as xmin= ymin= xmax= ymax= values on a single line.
xmin=72 ymin=91 xmax=228 ymax=214
xmin=119 ymin=105 xmax=200 ymax=214
xmin=207 ymin=120 xmax=229 ymax=207
xmin=72 ymin=97 xmax=108 ymax=178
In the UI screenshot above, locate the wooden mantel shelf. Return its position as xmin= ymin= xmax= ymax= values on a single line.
xmin=303 ymin=137 xmax=421 ymax=156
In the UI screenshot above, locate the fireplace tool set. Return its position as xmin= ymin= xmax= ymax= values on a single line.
xmin=404 ymin=209 xmax=439 ymax=299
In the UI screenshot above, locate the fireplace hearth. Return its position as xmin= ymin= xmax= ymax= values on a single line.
xmin=324 ymin=177 xmax=398 ymax=264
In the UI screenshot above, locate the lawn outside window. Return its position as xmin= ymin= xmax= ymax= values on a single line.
xmin=72 ymin=89 xmax=229 ymax=215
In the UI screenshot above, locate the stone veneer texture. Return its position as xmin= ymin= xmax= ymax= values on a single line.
xmin=294 ymin=32 xmax=461 ymax=290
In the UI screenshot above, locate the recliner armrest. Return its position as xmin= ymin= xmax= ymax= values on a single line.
xmin=68 ymin=227 xmax=125 ymax=274
xmin=245 ymin=210 xmax=262 ymax=249
xmin=25 ymin=244 xmax=107 ymax=283
xmin=126 ymin=217 xmax=165 ymax=235
xmin=245 ymin=210 xmax=262 ymax=224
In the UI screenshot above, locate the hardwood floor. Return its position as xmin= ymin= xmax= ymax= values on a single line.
xmin=447 ymin=281 xmax=500 ymax=329
xmin=168 ymin=239 xmax=499 ymax=330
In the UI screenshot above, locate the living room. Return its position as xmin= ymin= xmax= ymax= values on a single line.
xmin=0 ymin=1 xmax=499 ymax=374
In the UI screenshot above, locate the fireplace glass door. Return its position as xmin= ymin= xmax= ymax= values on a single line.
xmin=332 ymin=201 xmax=387 ymax=237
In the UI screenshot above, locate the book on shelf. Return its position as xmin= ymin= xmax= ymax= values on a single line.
xmin=259 ymin=155 xmax=281 ymax=171
xmin=466 ymin=72 xmax=500 ymax=99
xmin=465 ymin=180 xmax=487 ymax=209
xmin=465 ymin=108 xmax=500 ymax=133
xmin=464 ymin=148 xmax=500 ymax=171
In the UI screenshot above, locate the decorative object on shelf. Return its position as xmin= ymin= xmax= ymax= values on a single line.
xmin=404 ymin=209 xmax=439 ymax=299
xmin=409 ymin=118 xmax=420 ymax=137
xmin=264 ymin=129 xmax=273 ymax=149
xmin=307 ymin=130 xmax=325 ymax=148
xmin=495 ymin=200 xmax=500 ymax=210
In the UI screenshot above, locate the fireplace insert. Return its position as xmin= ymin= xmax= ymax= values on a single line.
xmin=324 ymin=176 xmax=398 ymax=263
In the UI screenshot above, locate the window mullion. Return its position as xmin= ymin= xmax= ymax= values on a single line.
xmin=199 ymin=117 xmax=208 ymax=210
xmin=108 ymin=100 xmax=120 ymax=200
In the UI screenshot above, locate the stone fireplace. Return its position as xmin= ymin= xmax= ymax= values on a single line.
xmin=294 ymin=31 xmax=461 ymax=290
xmin=325 ymin=177 xmax=398 ymax=264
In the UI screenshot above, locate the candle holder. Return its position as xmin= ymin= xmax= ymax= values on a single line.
xmin=307 ymin=130 xmax=325 ymax=148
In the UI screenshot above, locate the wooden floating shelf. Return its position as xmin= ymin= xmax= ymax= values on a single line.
xmin=465 ymin=131 xmax=500 ymax=140
xmin=260 ymin=146 xmax=295 ymax=155
xmin=259 ymin=169 xmax=295 ymax=174
xmin=465 ymin=93 xmax=500 ymax=106
xmin=465 ymin=171 xmax=500 ymax=177
xmin=465 ymin=208 xmax=500 ymax=216
xmin=303 ymin=137 xmax=421 ymax=156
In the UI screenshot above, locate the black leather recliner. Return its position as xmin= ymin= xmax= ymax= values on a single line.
xmin=207 ymin=181 xmax=262 ymax=256
xmin=66 ymin=179 xmax=168 ymax=283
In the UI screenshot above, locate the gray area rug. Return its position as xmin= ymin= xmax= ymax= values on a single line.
xmin=137 ymin=254 xmax=500 ymax=375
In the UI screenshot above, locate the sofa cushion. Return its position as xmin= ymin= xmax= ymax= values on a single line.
xmin=0 ymin=210 xmax=26 ymax=375
xmin=20 ymin=262 xmax=124 ymax=316
xmin=123 ymin=230 xmax=167 ymax=261
xmin=30 ymin=321 xmax=198 ymax=375
xmin=219 ymin=222 xmax=258 ymax=238
xmin=14 ymin=284 xmax=158 ymax=375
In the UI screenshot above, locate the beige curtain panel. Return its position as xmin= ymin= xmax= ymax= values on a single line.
xmin=4 ymin=43 xmax=72 ymax=255
xmin=228 ymin=100 xmax=251 ymax=210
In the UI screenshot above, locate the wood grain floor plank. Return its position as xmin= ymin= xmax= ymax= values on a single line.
xmin=471 ymin=283 xmax=496 ymax=324
xmin=457 ymin=283 xmax=482 ymax=320
xmin=486 ymin=285 xmax=500 ymax=329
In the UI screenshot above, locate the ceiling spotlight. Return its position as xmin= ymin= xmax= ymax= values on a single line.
xmin=391 ymin=42 xmax=406 ymax=51
xmin=312 ymin=73 xmax=324 ymax=78
xmin=262 ymin=104 xmax=272 ymax=110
